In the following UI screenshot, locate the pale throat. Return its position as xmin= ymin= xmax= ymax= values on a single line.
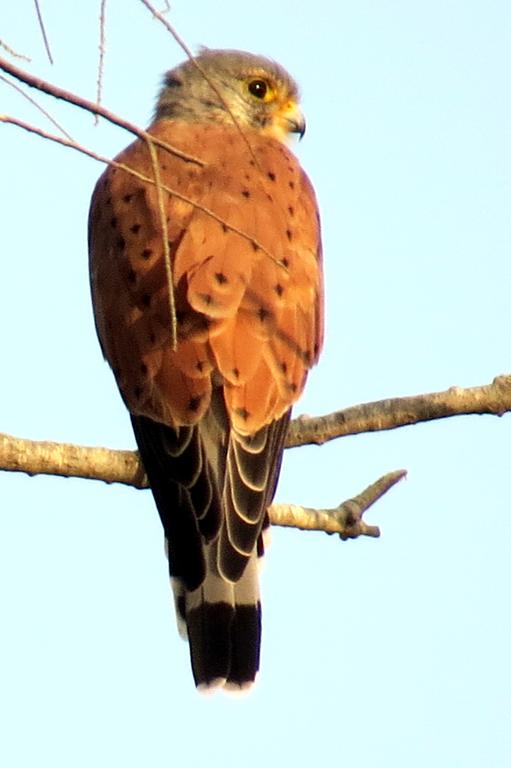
xmin=258 ymin=119 xmax=296 ymax=145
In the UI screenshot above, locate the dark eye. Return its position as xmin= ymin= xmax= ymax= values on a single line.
xmin=248 ymin=79 xmax=268 ymax=99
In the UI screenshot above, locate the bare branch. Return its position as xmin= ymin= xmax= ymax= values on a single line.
xmin=287 ymin=374 xmax=511 ymax=448
xmin=139 ymin=0 xmax=197 ymax=61
xmin=0 ymin=114 xmax=280 ymax=265
xmin=0 ymin=433 xmax=399 ymax=538
xmin=0 ymin=378 xmax=509 ymax=488
xmin=0 ymin=76 xmax=74 ymax=140
xmin=0 ymin=376 xmax=509 ymax=535
xmin=33 ymin=0 xmax=54 ymax=64
xmin=270 ymin=470 xmax=406 ymax=538
xmin=139 ymin=0 xmax=262 ymax=167
xmin=95 ymin=0 xmax=108 ymax=123
xmin=0 ymin=432 xmax=147 ymax=488
xmin=146 ymin=138 xmax=178 ymax=349
xmin=0 ymin=39 xmax=31 ymax=61
xmin=0 ymin=55 xmax=205 ymax=165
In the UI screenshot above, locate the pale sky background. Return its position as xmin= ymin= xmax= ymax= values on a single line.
xmin=1 ymin=1 xmax=511 ymax=766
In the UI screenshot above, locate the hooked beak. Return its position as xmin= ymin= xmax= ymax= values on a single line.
xmin=281 ymin=101 xmax=306 ymax=140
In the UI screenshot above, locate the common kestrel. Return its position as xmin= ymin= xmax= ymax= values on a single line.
xmin=88 ymin=49 xmax=323 ymax=690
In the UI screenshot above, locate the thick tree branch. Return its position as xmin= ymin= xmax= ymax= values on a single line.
xmin=3 ymin=377 xmax=509 ymax=488
xmin=286 ymin=374 xmax=511 ymax=447
xmin=1 ymin=376 xmax=509 ymax=538
xmin=0 ymin=433 xmax=399 ymax=538
xmin=0 ymin=432 xmax=147 ymax=488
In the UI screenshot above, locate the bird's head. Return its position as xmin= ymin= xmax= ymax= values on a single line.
xmin=155 ymin=48 xmax=305 ymax=144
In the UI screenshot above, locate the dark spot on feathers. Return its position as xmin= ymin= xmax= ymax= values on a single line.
xmin=251 ymin=241 xmax=259 ymax=252
xmin=288 ymin=205 xmax=295 ymax=216
xmin=187 ymin=395 xmax=203 ymax=412
xmin=106 ymin=196 xmax=112 ymax=206
xmin=141 ymin=248 xmax=153 ymax=260
xmin=149 ymin=332 xmax=156 ymax=344
xmin=196 ymin=361 xmax=204 ymax=373
xmin=236 ymin=407 xmax=250 ymax=421
xmin=266 ymin=193 xmax=274 ymax=203
xmin=110 ymin=216 xmax=117 ymax=228
xmin=249 ymin=159 xmax=256 ymax=167
xmin=127 ymin=269 xmax=137 ymax=284
xmin=215 ymin=272 xmax=228 ymax=285
xmin=274 ymin=283 xmax=284 ymax=297
xmin=241 ymin=189 xmax=250 ymax=198
xmin=165 ymin=74 xmax=183 ymax=88
xmin=280 ymin=361 xmax=288 ymax=374
xmin=134 ymin=385 xmax=143 ymax=399
xmin=232 ymin=367 xmax=240 ymax=379
xmin=123 ymin=194 xmax=133 ymax=203
xmin=130 ymin=223 xmax=141 ymax=234
xmin=281 ymin=257 xmax=290 ymax=268
xmin=288 ymin=382 xmax=298 ymax=393
xmin=221 ymin=223 xmax=228 ymax=233
xmin=140 ymin=363 xmax=148 ymax=376
xmin=286 ymin=229 xmax=293 ymax=241
xmin=116 ymin=236 xmax=126 ymax=251
xmin=199 ymin=293 xmax=213 ymax=306
xmin=142 ymin=294 xmax=151 ymax=308
xmin=267 ymin=171 xmax=276 ymax=182
xmin=257 ymin=306 xmax=271 ymax=323
xmin=289 ymin=181 xmax=295 ymax=190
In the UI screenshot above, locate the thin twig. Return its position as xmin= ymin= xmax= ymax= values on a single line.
xmin=0 ymin=114 xmax=281 ymax=265
xmin=0 ymin=55 xmax=205 ymax=166
xmin=33 ymin=0 xmax=54 ymax=64
xmin=0 ymin=75 xmax=74 ymax=140
xmin=147 ymin=138 xmax=178 ymax=349
xmin=0 ymin=39 xmax=31 ymax=61
xmin=95 ymin=0 xmax=108 ymax=125
xmin=271 ymin=470 xmax=407 ymax=538
xmin=138 ymin=0 xmax=261 ymax=168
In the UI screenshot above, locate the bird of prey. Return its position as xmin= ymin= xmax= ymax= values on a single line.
xmin=88 ymin=48 xmax=323 ymax=690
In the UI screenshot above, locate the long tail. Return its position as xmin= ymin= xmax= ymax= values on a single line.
xmin=131 ymin=403 xmax=285 ymax=691
xmin=172 ymin=541 xmax=262 ymax=690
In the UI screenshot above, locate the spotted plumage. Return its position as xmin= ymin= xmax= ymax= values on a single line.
xmin=89 ymin=48 xmax=323 ymax=690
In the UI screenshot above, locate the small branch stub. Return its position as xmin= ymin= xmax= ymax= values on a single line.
xmin=269 ymin=470 xmax=406 ymax=539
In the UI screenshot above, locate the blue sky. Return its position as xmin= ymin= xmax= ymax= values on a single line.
xmin=1 ymin=1 xmax=511 ymax=766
